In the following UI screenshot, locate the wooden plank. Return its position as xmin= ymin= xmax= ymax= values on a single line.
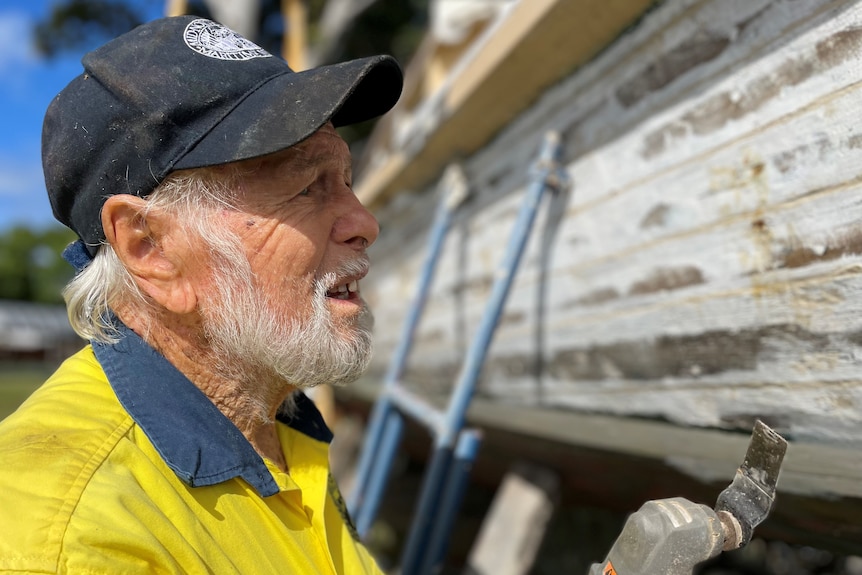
xmin=355 ymin=0 xmax=657 ymax=208
xmin=465 ymin=401 xmax=862 ymax=500
xmin=384 ymin=260 xmax=862 ymax=445
xmin=464 ymin=462 xmax=559 ymax=575
xmin=354 ymin=3 xmax=862 ymax=536
xmin=407 ymin=37 xmax=862 ymax=313
xmin=361 ymin=0 xmax=862 ymax=450
xmin=463 ymin=423 xmax=862 ymax=555
xmin=337 ymin=390 xmax=862 ymax=553
xmin=340 ymin=383 xmax=862 ymax=501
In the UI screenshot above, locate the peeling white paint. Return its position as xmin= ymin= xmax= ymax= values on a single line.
xmin=366 ymin=0 xmax=862 ymax=466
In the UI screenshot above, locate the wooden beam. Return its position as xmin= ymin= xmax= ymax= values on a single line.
xmin=341 ymin=381 xmax=862 ymax=500
xmin=465 ymin=400 xmax=862 ymax=501
xmin=356 ymin=0 xmax=656 ymax=209
xmin=282 ymin=0 xmax=307 ymax=70
xmin=466 ymin=462 xmax=560 ymax=575
xmin=468 ymin=424 xmax=862 ymax=555
xmin=337 ymin=384 xmax=862 ymax=552
xmin=164 ymin=0 xmax=187 ymax=17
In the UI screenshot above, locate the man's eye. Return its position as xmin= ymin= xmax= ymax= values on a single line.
xmin=298 ymin=188 xmax=311 ymax=197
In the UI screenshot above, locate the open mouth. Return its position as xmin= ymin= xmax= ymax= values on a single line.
xmin=326 ymin=279 xmax=360 ymax=301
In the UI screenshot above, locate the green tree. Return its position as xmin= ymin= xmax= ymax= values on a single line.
xmin=33 ymin=0 xmax=427 ymax=145
xmin=0 ymin=226 xmax=77 ymax=304
xmin=33 ymin=0 xmax=150 ymax=57
xmin=34 ymin=0 xmax=427 ymax=63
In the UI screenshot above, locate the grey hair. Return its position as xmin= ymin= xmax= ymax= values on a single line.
xmin=63 ymin=166 xmax=248 ymax=343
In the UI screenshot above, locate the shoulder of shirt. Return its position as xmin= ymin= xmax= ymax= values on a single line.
xmin=0 ymin=345 xmax=133 ymax=572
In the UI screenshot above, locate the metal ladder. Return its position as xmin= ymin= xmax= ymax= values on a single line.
xmin=348 ymin=131 xmax=568 ymax=575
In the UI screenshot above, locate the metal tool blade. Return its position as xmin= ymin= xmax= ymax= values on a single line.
xmin=714 ymin=420 xmax=788 ymax=548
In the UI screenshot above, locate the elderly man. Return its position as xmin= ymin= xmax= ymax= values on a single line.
xmin=0 ymin=16 xmax=402 ymax=574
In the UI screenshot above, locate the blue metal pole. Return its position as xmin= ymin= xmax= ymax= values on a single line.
xmin=440 ymin=131 xmax=566 ymax=450
xmin=400 ymin=131 xmax=567 ymax=572
xmin=419 ymin=429 xmax=483 ymax=575
xmin=357 ymin=388 xmax=446 ymax=542
xmin=399 ymin=444 xmax=454 ymax=575
xmin=348 ymin=399 xmax=392 ymax=534
xmin=348 ymin=166 xmax=469 ymax=530
xmin=388 ymin=386 xmax=446 ymax=435
xmin=354 ymin=409 xmax=404 ymax=537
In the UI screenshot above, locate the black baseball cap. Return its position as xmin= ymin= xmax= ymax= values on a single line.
xmin=43 ymin=16 xmax=403 ymax=257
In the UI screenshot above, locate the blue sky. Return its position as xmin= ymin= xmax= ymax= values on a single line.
xmin=0 ymin=0 xmax=164 ymax=233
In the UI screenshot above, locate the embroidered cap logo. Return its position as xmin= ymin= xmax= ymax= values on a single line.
xmin=183 ymin=19 xmax=272 ymax=61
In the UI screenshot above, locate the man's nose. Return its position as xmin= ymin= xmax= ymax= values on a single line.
xmin=333 ymin=191 xmax=379 ymax=250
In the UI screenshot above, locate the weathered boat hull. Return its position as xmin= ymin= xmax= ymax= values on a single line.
xmin=348 ymin=0 xmax=862 ymax=552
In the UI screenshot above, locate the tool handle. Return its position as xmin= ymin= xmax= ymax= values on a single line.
xmin=588 ymin=498 xmax=726 ymax=575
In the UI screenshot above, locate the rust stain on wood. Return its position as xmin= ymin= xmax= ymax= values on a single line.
xmin=746 ymin=213 xmax=775 ymax=277
xmin=617 ymin=30 xmax=730 ymax=109
xmin=641 ymin=24 xmax=862 ymax=160
xmin=708 ymin=155 xmax=767 ymax=193
xmin=628 ymin=266 xmax=705 ymax=295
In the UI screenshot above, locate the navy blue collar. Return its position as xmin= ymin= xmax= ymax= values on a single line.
xmin=92 ymin=322 xmax=332 ymax=497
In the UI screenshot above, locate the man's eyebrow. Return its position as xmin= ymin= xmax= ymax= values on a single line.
xmin=288 ymin=143 xmax=352 ymax=174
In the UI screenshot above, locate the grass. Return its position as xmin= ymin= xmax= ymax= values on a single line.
xmin=0 ymin=363 xmax=52 ymax=421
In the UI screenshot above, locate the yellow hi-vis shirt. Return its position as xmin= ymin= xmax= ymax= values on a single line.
xmin=0 ymin=324 xmax=383 ymax=574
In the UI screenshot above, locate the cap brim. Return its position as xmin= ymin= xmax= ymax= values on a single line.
xmin=173 ymin=54 xmax=402 ymax=170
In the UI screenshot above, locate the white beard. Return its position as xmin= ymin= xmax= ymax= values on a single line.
xmin=201 ymin=256 xmax=374 ymax=392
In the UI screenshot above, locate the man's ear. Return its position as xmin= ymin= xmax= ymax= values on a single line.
xmin=101 ymin=195 xmax=198 ymax=314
